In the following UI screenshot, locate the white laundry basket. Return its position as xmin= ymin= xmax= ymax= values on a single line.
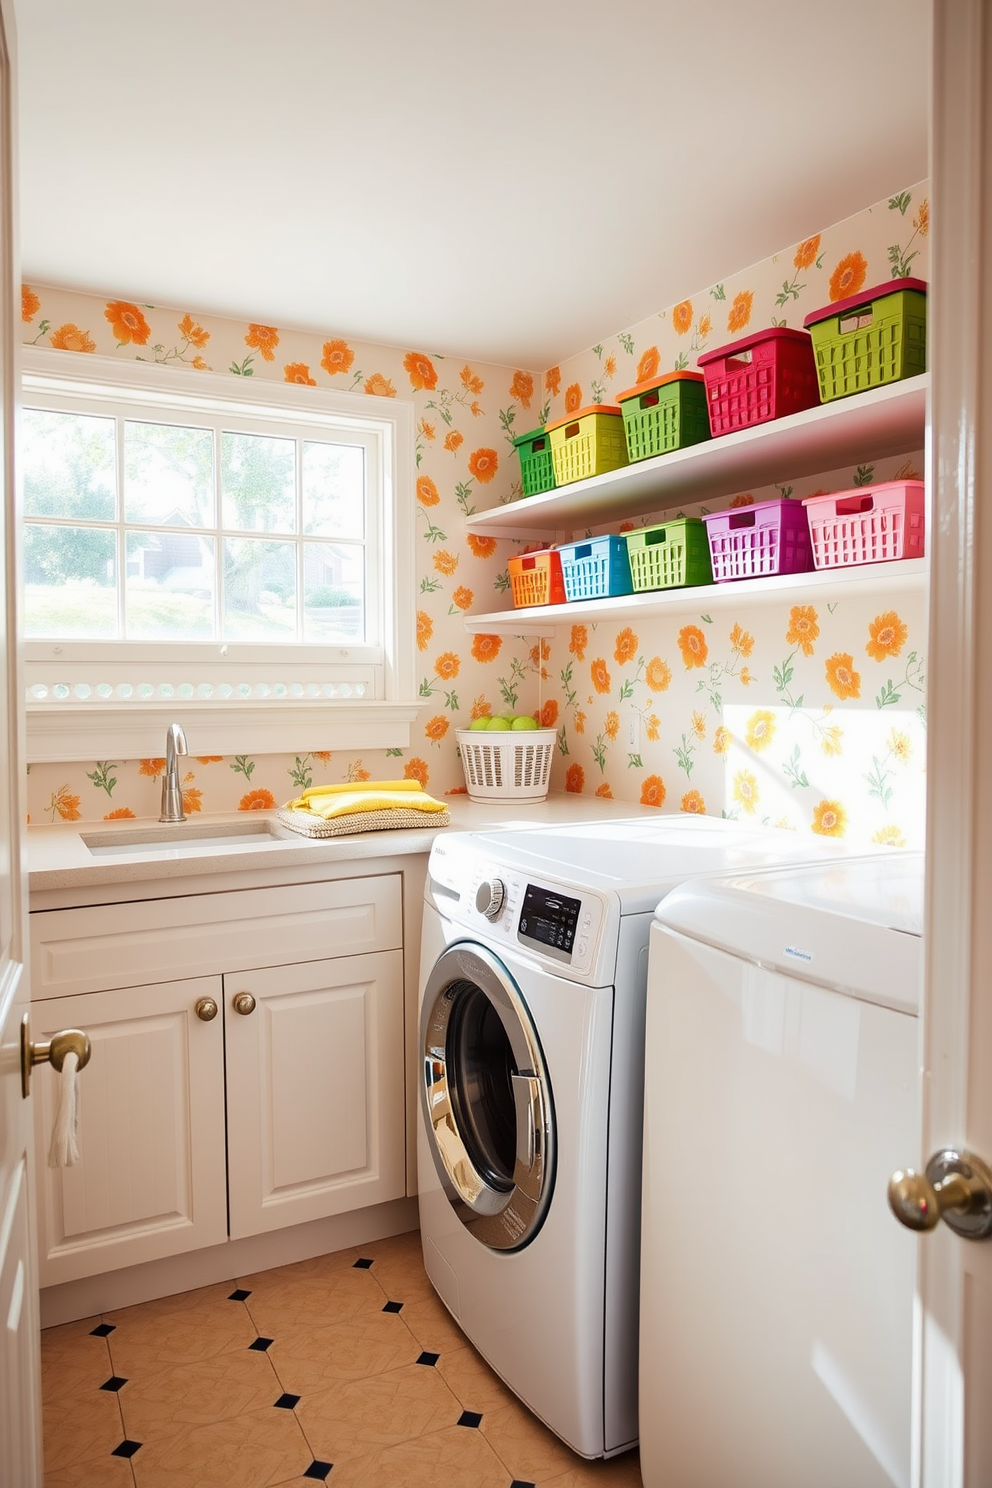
xmin=456 ymin=728 xmax=557 ymax=802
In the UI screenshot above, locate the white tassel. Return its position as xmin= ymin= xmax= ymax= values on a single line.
xmin=48 ymin=1050 xmax=80 ymax=1168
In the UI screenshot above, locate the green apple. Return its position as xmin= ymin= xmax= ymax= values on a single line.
xmin=468 ymin=716 xmax=493 ymax=730
xmin=511 ymin=715 xmax=539 ymax=730
xmin=486 ymin=715 xmax=513 ymax=731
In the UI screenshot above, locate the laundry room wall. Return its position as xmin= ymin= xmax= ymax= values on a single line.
xmin=532 ymin=181 xmax=930 ymax=848
xmin=20 ymin=291 xmax=541 ymax=820
xmin=23 ymin=182 xmax=930 ymax=846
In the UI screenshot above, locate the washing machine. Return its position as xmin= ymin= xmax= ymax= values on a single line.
xmin=640 ymin=852 xmax=923 ymax=1488
xmin=417 ymin=815 xmax=846 ymax=1460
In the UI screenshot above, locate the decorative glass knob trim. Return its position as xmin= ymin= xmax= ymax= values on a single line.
xmin=194 ymin=997 xmax=218 ymax=1022
xmin=232 ymin=992 xmax=256 ymax=1016
xmin=888 ymin=1148 xmax=992 ymax=1239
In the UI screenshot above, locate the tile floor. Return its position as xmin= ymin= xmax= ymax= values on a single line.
xmin=41 ymin=1229 xmax=644 ymax=1487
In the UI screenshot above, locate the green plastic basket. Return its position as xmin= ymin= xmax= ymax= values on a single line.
xmin=624 ymin=517 xmax=713 ymax=591
xmin=804 ymin=277 xmax=927 ymax=402
xmin=512 ymin=426 xmax=557 ymax=498
xmin=617 ymin=372 xmax=711 ymax=462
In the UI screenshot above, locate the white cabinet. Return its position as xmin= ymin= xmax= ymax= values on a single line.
xmin=225 ymin=951 xmax=404 ymax=1239
xmin=29 ymin=873 xmax=406 ymax=1287
xmin=31 ymin=977 xmax=228 ymax=1287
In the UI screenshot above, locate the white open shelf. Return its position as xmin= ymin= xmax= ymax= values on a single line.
xmin=467 ymin=375 xmax=928 ymax=539
xmin=463 ymin=558 xmax=927 ymax=636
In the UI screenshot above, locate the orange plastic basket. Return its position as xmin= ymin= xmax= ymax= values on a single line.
xmin=507 ymin=549 xmax=566 ymax=608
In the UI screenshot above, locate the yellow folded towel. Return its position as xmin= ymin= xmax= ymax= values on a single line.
xmin=284 ymin=779 xmax=447 ymax=820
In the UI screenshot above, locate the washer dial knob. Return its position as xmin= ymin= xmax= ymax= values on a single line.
xmin=476 ymin=878 xmax=506 ymax=921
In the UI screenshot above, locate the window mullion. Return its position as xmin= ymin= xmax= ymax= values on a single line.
xmin=214 ymin=414 xmax=223 ymax=643
xmin=296 ymin=435 xmax=304 ymax=642
xmin=116 ymin=415 xmax=126 ymax=640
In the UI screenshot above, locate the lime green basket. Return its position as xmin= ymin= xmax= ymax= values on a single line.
xmin=625 ymin=518 xmax=713 ymax=591
xmin=546 ymin=404 xmax=628 ymax=486
xmin=804 ymin=277 xmax=927 ymax=402
xmin=512 ymin=426 xmax=557 ymax=498
xmin=617 ymin=372 xmax=711 ymax=463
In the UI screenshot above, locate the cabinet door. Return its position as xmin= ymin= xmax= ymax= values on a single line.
xmin=32 ymin=977 xmax=228 ymax=1287
xmin=225 ymin=951 xmax=405 ymax=1239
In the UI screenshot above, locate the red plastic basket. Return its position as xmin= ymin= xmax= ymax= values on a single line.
xmin=702 ymin=498 xmax=813 ymax=582
xmin=802 ymin=481 xmax=925 ymax=569
xmin=507 ymin=548 xmax=566 ymax=607
xmin=697 ymin=327 xmax=820 ymax=435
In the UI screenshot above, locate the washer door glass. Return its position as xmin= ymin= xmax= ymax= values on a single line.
xmin=421 ymin=941 xmax=555 ymax=1251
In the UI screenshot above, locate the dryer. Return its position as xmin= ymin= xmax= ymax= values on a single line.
xmin=417 ymin=816 xmax=844 ymax=1459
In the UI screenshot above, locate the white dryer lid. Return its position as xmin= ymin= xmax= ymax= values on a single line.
xmin=467 ymin=815 xmax=845 ymax=916
xmin=655 ymin=851 xmax=924 ymax=1015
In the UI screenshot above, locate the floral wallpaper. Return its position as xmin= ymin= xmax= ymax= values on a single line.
xmin=23 ymin=181 xmax=930 ymax=847
xmin=529 ymin=180 xmax=930 ymax=847
xmin=20 ymin=288 xmax=541 ymax=822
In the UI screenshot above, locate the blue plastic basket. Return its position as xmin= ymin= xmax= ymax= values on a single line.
xmin=558 ymin=534 xmax=634 ymax=602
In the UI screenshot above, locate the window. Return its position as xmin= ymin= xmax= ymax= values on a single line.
xmin=20 ymin=350 xmax=418 ymax=761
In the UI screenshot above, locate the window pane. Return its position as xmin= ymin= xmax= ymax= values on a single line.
xmin=302 ymin=440 xmax=364 ymax=538
xmin=125 ymin=531 xmax=215 ymax=640
xmin=24 ymin=523 xmax=117 ymax=637
xmin=22 ymin=409 xmax=116 ymax=520
xmin=304 ymin=542 xmax=364 ymax=641
xmin=223 ymin=538 xmax=297 ymax=640
xmin=124 ymin=421 xmax=214 ymax=527
xmin=222 ymin=432 xmax=296 ymax=533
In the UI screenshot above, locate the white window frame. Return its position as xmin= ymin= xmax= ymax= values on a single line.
xmin=20 ymin=348 xmax=419 ymax=762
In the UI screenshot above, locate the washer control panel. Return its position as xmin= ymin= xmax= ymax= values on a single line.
xmin=428 ymin=838 xmax=609 ymax=981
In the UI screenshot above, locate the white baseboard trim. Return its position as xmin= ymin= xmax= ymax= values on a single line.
xmin=39 ymin=1195 xmax=419 ymax=1328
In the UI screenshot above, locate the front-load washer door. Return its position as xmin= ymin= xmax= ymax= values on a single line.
xmin=420 ymin=941 xmax=555 ymax=1252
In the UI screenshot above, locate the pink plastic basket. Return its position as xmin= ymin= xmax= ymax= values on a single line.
xmin=802 ymin=480 xmax=925 ymax=569
xmin=702 ymin=498 xmax=813 ymax=583
xmin=697 ymin=327 xmax=820 ymax=435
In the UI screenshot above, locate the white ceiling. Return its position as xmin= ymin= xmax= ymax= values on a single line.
xmin=14 ymin=0 xmax=931 ymax=369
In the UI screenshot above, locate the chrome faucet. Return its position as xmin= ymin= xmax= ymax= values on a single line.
xmin=160 ymin=722 xmax=189 ymax=822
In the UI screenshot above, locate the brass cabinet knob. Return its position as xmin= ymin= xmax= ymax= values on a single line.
xmin=232 ymin=992 xmax=256 ymax=1016
xmin=194 ymin=997 xmax=218 ymax=1022
xmin=888 ymin=1148 xmax=992 ymax=1240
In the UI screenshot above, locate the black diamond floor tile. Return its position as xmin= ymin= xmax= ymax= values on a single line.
xmin=274 ymin=1392 xmax=301 ymax=1410
xmin=111 ymin=1440 xmax=142 ymax=1459
xmin=99 ymin=1376 xmax=128 ymax=1392
xmin=510 ymin=1481 xmax=536 ymax=1488
xmin=228 ymin=1288 xmax=252 ymax=1302
xmin=303 ymin=1461 xmax=334 ymax=1482
xmin=382 ymin=1300 xmax=403 ymax=1313
xmin=89 ymin=1323 xmax=115 ymax=1337
xmin=416 ymin=1350 xmax=439 ymax=1367
xmin=353 ymin=1257 xmax=374 ymax=1269
xmin=248 ymin=1336 xmax=274 ymax=1352
xmin=457 ymin=1410 xmax=483 ymax=1428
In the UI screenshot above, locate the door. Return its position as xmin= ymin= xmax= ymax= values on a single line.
xmin=0 ymin=0 xmax=38 ymax=1479
xmin=420 ymin=941 xmax=555 ymax=1251
xmin=912 ymin=5 xmax=992 ymax=1484
xmin=32 ymin=979 xmax=228 ymax=1286
xmin=225 ymin=951 xmax=406 ymax=1239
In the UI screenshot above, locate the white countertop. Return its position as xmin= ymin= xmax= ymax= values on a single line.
xmin=28 ymin=794 xmax=660 ymax=895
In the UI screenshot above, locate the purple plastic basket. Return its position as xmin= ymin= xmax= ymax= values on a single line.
xmin=702 ymin=498 xmax=813 ymax=582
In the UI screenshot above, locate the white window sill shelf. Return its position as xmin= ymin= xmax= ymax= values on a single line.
xmin=25 ymin=700 xmax=424 ymax=763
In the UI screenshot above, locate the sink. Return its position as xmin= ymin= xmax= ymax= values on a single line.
xmin=82 ymin=820 xmax=285 ymax=858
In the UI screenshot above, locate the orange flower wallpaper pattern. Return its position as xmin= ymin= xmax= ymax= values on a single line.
xmin=23 ymin=181 xmax=929 ymax=848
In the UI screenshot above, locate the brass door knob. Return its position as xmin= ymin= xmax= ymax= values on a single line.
xmin=194 ymin=997 xmax=218 ymax=1022
xmin=232 ymin=992 xmax=256 ymax=1016
xmin=888 ymin=1148 xmax=992 ymax=1240
xmin=20 ymin=1012 xmax=91 ymax=1098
